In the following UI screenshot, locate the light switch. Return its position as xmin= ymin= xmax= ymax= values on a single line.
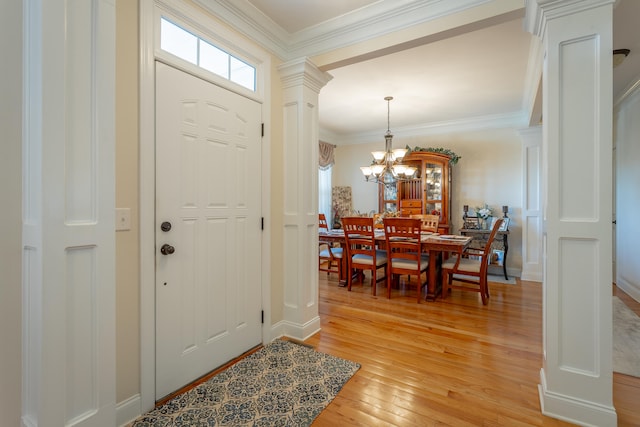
xmin=116 ymin=208 xmax=131 ymax=231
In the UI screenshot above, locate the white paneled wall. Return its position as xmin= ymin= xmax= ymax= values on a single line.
xmin=22 ymin=1 xmax=116 ymax=425
xmin=520 ymin=127 xmax=542 ymax=282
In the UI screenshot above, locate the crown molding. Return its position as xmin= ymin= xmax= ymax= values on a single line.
xmin=327 ymin=110 xmax=530 ymax=145
xmin=193 ymin=0 xmax=512 ymax=61
xmin=614 ymin=73 xmax=640 ymax=109
xmin=192 ymin=0 xmax=290 ymax=59
xmin=522 ymin=35 xmax=543 ymax=124
xmin=319 ymin=128 xmax=341 ymax=145
xmin=286 ymin=0 xmax=497 ymax=59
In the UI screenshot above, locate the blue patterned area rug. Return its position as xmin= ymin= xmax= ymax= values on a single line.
xmin=130 ymin=340 xmax=360 ymax=426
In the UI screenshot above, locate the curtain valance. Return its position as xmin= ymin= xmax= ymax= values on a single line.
xmin=319 ymin=140 xmax=335 ymax=170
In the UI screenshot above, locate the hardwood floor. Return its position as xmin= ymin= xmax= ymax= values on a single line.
xmin=612 ymin=285 xmax=640 ymax=426
xmin=306 ymin=273 xmax=640 ymax=426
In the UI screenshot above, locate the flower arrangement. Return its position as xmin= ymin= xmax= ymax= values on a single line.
xmin=475 ymin=204 xmax=493 ymax=220
xmin=372 ymin=210 xmax=400 ymax=227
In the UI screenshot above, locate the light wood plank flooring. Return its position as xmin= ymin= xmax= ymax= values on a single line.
xmin=306 ymin=273 xmax=640 ymax=426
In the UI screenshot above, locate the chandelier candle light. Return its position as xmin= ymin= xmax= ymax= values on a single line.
xmin=360 ymin=96 xmax=417 ymax=187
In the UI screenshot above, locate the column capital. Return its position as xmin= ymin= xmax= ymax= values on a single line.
xmin=525 ymin=0 xmax=615 ymax=38
xmin=278 ymin=57 xmax=333 ymax=93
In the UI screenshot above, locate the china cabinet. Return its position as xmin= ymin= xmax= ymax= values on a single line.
xmin=378 ymin=170 xmax=399 ymax=213
xmin=378 ymin=151 xmax=452 ymax=233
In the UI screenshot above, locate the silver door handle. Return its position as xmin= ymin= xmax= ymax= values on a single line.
xmin=160 ymin=244 xmax=175 ymax=255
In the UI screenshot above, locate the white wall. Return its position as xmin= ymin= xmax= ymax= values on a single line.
xmin=115 ymin=0 xmax=141 ymax=405
xmin=0 ymin=1 xmax=23 ymax=426
xmin=333 ymin=142 xmax=382 ymax=213
xmin=332 ymin=127 xmax=524 ymax=276
xmin=615 ymin=85 xmax=640 ymax=301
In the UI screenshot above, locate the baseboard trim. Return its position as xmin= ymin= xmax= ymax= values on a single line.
xmin=271 ymin=317 xmax=321 ymax=342
xmin=116 ymin=393 xmax=141 ymax=427
xmin=538 ymin=369 xmax=616 ymax=427
xmin=521 ymin=271 xmax=542 ymax=282
xmin=616 ymin=277 xmax=640 ymax=302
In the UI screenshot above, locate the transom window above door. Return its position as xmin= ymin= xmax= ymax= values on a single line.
xmin=160 ymin=17 xmax=256 ymax=92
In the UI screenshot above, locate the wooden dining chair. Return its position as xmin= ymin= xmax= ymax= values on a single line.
xmin=383 ymin=217 xmax=429 ymax=301
xmin=342 ymin=217 xmax=387 ymax=296
xmin=441 ymin=218 xmax=504 ymax=305
xmin=318 ymin=213 xmax=342 ymax=278
xmin=410 ymin=214 xmax=440 ymax=233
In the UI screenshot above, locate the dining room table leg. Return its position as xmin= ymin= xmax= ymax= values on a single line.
xmin=425 ymin=249 xmax=442 ymax=301
xmin=338 ymin=242 xmax=348 ymax=287
xmin=502 ymin=233 xmax=509 ymax=280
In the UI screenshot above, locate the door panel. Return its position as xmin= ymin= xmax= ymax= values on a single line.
xmin=154 ymin=62 xmax=262 ymax=399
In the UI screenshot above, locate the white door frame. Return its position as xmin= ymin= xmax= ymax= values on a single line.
xmin=614 ymin=82 xmax=640 ymax=301
xmin=139 ymin=0 xmax=272 ymax=413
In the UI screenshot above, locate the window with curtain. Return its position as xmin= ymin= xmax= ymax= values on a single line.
xmin=319 ymin=141 xmax=335 ymax=227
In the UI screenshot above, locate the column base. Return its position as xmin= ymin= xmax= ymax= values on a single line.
xmin=538 ymin=368 xmax=617 ymax=427
xmin=272 ymin=316 xmax=321 ymax=342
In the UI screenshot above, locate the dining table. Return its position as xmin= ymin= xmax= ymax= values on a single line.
xmin=318 ymin=228 xmax=472 ymax=301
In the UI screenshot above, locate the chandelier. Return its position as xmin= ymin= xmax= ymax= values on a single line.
xmin=360 ymin=96 xmax=417 ymax=188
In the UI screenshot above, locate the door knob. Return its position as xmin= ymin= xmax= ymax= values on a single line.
xmin=161 ymin=221 xmax=172 ymax=232
xmin=160 ymin=244 xmax=175 ymax=255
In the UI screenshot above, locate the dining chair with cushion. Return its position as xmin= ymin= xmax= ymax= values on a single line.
xmin=319 ymin=213 xmax=330 ymax=231
xmin=410 ymin=214 xmax=440 ymax=233
xmin=383 ymin=217 xmax=429 ymax=301
xmin=441 ymin=217 xmax=504 ymax=305
xmin=318 ymin=213 xmax=342 ymax=278
xmin=342 ymin=216 xmax=388 ymax=296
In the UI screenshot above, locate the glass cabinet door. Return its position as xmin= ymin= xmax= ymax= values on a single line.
xmin=425 ymin=162 xmax=443 ymax=215
xmin=380 ymin=171 xmax=397 ymax=212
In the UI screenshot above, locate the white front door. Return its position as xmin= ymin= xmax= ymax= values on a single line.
xmin=154 ymin=62 xmax=262 ymax=399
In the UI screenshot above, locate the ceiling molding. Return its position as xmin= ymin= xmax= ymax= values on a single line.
xmin=325 ymin=110 xmax=530 ymax=145
xmin=319 ymin=128 xmax=341 ymax=145
xmin=614 ymin=73 xmax=640 ymax=109
xmin=193 ymin=0 xmax=290 ymax=59
xmin=193 ymin=0 xmax=516 ymax=61
xmin=522 ymin=35 xmax=544 ymax=124
xmin=286 ymin=0 xmax=502 ymax=59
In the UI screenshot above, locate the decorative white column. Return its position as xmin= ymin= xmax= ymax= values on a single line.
xmin=278 ymin=59 xmax=332 ymax=340
xmin=519 ymin=126 xmax=543 ymax=282
xmin=526 ymin=1 xmax=616 ymax=425
xmin=23 ymin=1 xmax=116 ymax=425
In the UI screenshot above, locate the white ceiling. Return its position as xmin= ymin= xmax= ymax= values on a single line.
xmin=318 ymin=18 xmax=532 ymax=137
xmin=248 ymin=0 xmax=379 ymax=34
xmin=200 ymin=0 xmax=640 ymax=144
